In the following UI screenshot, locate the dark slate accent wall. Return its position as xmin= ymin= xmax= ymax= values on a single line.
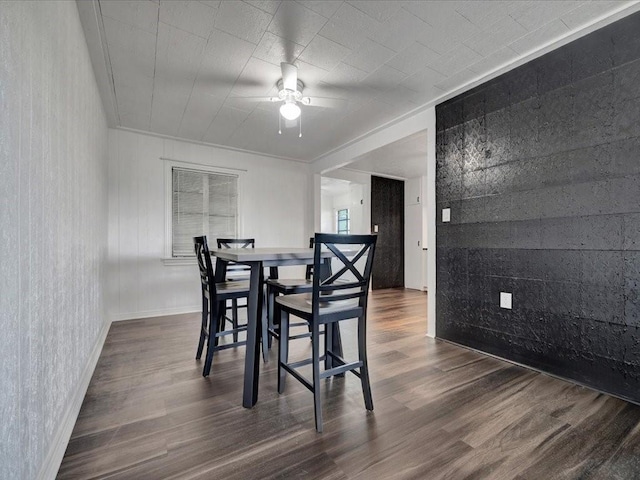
xmin=371 ymin=175 xmax=404 ymax=289
xmin=435 ymin=12 xmax=640 ymax=403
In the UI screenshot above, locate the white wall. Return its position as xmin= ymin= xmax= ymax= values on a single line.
xmin=320 ymin=189 xmax=335 ymax=233
xmin=108 ymin=129 xmax=312 ymax=321
xmin=347 ymin=183 xmax=366 ymax=234
xmin=405 ymin=176 xmax=429 ymax=291
xmin=0 ymin=2 xmax=109 ymax=479
xmin=405 ymin=177 xmax=422 ymax=290
xmin=320 ymin=185 xmax=365 ymax=234
xmin=333 ymin=191 xmax=351 ymax=212
xmin=320 ymin=168 xmax=371 ymax=234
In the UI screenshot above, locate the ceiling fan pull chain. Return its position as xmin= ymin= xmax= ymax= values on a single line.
xmin=299 ymin=113 xmax=302 ymax=138
xmin=278 ymin=111 xmax=282 ymax=135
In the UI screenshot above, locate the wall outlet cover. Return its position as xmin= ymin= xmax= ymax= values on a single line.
xmin=442 ymin=208 xmax=451 ymax=222
xmin=500 ymin=292 xmax=512 ymax=309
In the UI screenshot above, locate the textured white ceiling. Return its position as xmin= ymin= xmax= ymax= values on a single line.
xmin=84 ymin=0 xmax=636 ymax=162
xmin=321 ymin=176 xmax=352 ymax=195
xmin=348 ymin=130 xmax=429 ymax=179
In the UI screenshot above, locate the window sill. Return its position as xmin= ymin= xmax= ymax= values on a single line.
xmin=162 ymin=257 xmax=197 ymax=266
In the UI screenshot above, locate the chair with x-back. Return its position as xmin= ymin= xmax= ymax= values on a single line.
xmin=194 ymin=236 xmax=251 ymax=377
xmin=275 ymin=233 xmax=377 ymax=432
xmin=265 ymin=237 xmax=318 ymax=349
xmin=216 ymin=238 xmax=255 ymax=342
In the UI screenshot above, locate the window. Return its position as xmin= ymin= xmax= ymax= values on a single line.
xmin=337 ymin=208 xmax=350 ymax=234
xmin=171 ymin=167 xmax=238 ymax=257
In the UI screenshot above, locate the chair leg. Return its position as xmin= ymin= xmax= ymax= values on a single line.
xmin=261 ymin=300 xmax=269 ymax=364
xmin=196 ymin=294 xmax=207 ymax=360
xmin=267 ymin=287 xmax=275 ymax=349
xmin=278 ymin=310 xmax=290 ymax=394
xmin=312 ymin=320 xmax=323 ymax=433
xmin=324 ymin=323 xmax=333 ymax=371
xmin=358 ymin=315 xmax=373 ymax=411
xmin=202 ymin=304 xmax=221 ymax=377
xmin=214 ymin=301 xmax=225 ymax=346
xmin=232 ymin=299 xmax=239 ymax=343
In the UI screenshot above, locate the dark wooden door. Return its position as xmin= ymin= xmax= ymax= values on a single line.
xmin=371 ymin=176 xmax=404 ymax=289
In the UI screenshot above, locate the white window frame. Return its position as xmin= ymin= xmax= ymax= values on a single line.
xmin=163 ymin=159 xmax=244 ymax=265
xmin=336 ymin=207 xmax=350 ymax=234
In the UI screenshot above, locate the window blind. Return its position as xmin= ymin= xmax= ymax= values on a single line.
xmin=172 ymin=167 xmax=238 ymax=257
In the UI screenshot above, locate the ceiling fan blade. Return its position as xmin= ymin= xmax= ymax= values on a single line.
xmin=195 ymin=72 xmax=265 ymax=88
xmin=227 ymin=96 xmax=280 ymax=102
xmin=301 ymin=97 xmax=347 ymax=109
xmin=281 ymin=62 xmax=298 ymax=91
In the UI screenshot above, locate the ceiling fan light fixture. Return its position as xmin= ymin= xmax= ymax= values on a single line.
xmin=280 ymin=101 xmax=301 ymax=121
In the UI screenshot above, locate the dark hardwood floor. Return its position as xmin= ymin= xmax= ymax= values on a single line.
xmin=58 ymin=289 xmax=640 ymax=479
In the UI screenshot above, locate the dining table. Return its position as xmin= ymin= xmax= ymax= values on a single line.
xmin=211 ymin=247 xmax=342 ymax=408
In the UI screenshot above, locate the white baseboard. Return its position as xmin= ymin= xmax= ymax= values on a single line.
xmin=37 ymin=319 xmax=112 ymax=480
xmin=110 ymin=305 xmax=200 ymax=322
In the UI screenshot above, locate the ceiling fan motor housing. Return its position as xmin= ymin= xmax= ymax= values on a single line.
xmin=277 ymin=78 xmax=304 ymax=102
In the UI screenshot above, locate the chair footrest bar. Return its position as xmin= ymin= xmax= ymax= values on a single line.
xmin=224 ymin=304 xmax=247 ymax=311
xmin=280 ymin=363 xmax=313 ymax=392
xmin=289 ymin=332 xmax=312 ymax=340
xmin=270 ymin=321 xmax=308 ymax=329
xmin=325 ymin=350 xmax=343 ymax=362
xmin=214 ymin=326 xmax=247 ymax=337
xmin=287 ymin=358 xmax=314 ymax=369
xmin=213 ymin=341 xmax=247 ymax=351
xmin=267 ymin=326 xmax=320 ymax=338
xmin=320 ymin=361 xmax=363 ymax=379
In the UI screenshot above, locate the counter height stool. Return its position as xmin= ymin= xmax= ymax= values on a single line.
xmin=276 ymin=233 xmax=377 ymax=432
xmin=194 ymin=236 xmax=251 ymax=377
xmin=265 ymin=238 xmax=316 ymax=350
xmin=217 ymin=238 xmax=255 ymax=342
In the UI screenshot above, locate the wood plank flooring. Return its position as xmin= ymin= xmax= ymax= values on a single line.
xmin=58 ymin=289 xmax=640 ymax=479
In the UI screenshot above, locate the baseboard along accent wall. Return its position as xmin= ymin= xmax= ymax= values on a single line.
xmin=110 ymin=306 xmax=200 ymax=322
xmin=436 ymin=12 xmax=640 ymax=402
xmin=36 ymin=321 xmax=111 ymax=480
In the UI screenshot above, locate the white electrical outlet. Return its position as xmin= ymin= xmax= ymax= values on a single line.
xmin=500 ymin=292 xmax=512 ymax=309
xmin=442 ymin=208 xmax=451 ymax=222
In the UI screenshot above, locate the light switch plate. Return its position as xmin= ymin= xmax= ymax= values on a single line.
xmin=442 ymin=208 xmax=451 ymax=222
xmin=500 ymin=292 xmax=512 ymax=309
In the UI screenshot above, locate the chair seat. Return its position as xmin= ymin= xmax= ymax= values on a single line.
xmin=266 ymin=278 xmax=312 ymax=292
xmin=275 ymin=293 xmax=360 ymax=316
xmin=217 ymin=280 xmax=250 ymax=294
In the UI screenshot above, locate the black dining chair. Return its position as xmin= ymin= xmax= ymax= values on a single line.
xmin=276 ymin=233 xmax=377 ymax=432
xmin=194 ymin=236 xmax=251 ymax=377
xmin=216 ymin=238 xmax=255 ymax=342
xmin=265 ymin=237 xmax=316 ymax=349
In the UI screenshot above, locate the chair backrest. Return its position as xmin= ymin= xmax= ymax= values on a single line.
xmin=194 ymin=236 xmax=216 ymax=295
xmin=216 ymin=238 xmax=255 ymax=249
xmin=305 ymin=237 xmax=314 ymax=280
xmin=311 ymin=233 xmax=377 ymax=316
xmin=217 ymin=238 xmax=255 ymax=278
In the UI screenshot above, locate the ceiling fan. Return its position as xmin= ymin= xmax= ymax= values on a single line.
xmin=233 ymin=62 xmax=346 ymax=137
